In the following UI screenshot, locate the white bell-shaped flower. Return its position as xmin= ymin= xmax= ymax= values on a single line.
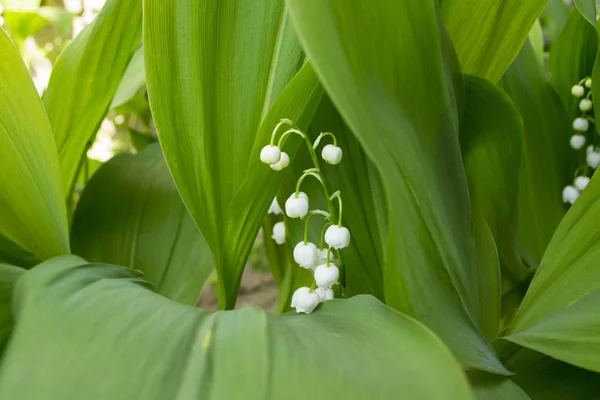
xmin=587 ymin=150 xmax=600 ymax=169
xmin=315 ymin=287 xmax=334 ymax=303
xmin=271 ymin=222 xmax=286 ymax=244
xmin=570 ymin=134 xmax=586 ymax=149
xmin=291 ymin=287 xmax=320 ymax=314
xmin=324 ymin=225 xmax=351 ymax=249
xmin=586 ymin=78 xmax=593 ymax=89
xmin=580 ymin=99 xmax=593 ymax=112
xmin=574 ymin=176 xmax=591 ymax=191
xmin=587 ymin=145 xmax=595 ymax=154
xmin=321 ymin=144 xmax=343 ymax=165
xmin=260 ymin=145 xmax=281 ymax=164
xmin=285 ymin=192 xmax=309 ymax=219
xmin=562 ymin=185 xmax=580 ymax=204
xmin=270 ymin=152 xmax=289 ymax=171
xmin=314 ymin=263 xmax=340 ymax=288
xmin=317 ymin=248 xmax=330 ymax=265
xmin=293 ymin=241 xmax=318 ymax=269
xmin=573 ymin=118 xmax=589 ymax=132
xmin=268 ymin=197 xmax=283 ymax=215
xmin=572 ymin=85 xmax=585 ymax=97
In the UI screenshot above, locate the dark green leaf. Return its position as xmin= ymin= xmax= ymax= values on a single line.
xmin=71 ymin=144 xmax=213 ymax=305
xmin=0 ymin=28 xmax=70 ymax=261
xmin=287 ymin=0 xmax=507 ymax=373
xmin=441 ymin=0 xmax=548 ymax=82
xmin=0 ymin=256 xmax=473 ymax=399
xmin=0 ymin=264 xmax=25 ymax=351
xmin=43 ymin=0 xmax=142 ymax=197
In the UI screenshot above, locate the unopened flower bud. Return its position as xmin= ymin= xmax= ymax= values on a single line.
xmin=570 ymin=134 xmax=586 ymax=149
xmin=562 ymin=185 xmax=580 ymax=204
xmin=268 ymin=197 xmax=283 ymax=215
xmin=573 ymin=118 xmax=589 ymax=132
xmin=580 ymin=99 xmax=593 ymax=112
xmin=285 ymin=192 xmax=309 ymax=219
xmin=270 ymin=152 xmax=290 ymax=171
xmin=585 ymin=78 xmax=593 ymax=89
xmin=291 ymin=287 xmax=320 ymax=314
xmin=271 ymin=222 xmax=286 ymax=244
xmin=315 ymin=287 xmax=334 ymax=303
xmin=260 ymin=145 xmax=281 ymax=164
xmin=572 ymin=85 xmax=585 ymax=97
xmin=314 ymin=263 xmax=340 ymax=288
xmin=324 ymin=225 xmax=351 ymax=249
xmin=293 ymin=242 xmax=318 ymax=269
xmin=574 ymin=176 xmax=591 ymax=191
xmin=321 ymin=144 xmax=343 ymax=165
xmin=587 ymin=150 xmax=600 ymax=169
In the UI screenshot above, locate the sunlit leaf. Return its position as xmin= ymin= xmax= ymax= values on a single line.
xmin=500 ymin=40 xmax=576 ymax=268
xmin=71 ymin=144 xmax=213 ymax=305
xmin=43 ymin=0 xmax=142 ymax=198
xmin=111 ymin=47 xmax=145 ymax=109
xmin=287 ymin=0 xmax=507 ymax=374
xmin=0 ymin=28 xmax=69 ymax=261
xmin=441 ymin=0 xmax=548 ymax=82
xmin=0 ymin=256 xmax=473 ymax=399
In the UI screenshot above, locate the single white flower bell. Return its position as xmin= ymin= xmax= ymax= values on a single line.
xmin=573 ymin=118 xmax=589 ymax=132
xmin=271 ymin=222 xmax=286 ymax=245
xmin=562 ymin=185 xmax=580 ymax=204
xmin=324 ymin=225 xmax=351 ymax=249
xmin=315 ymin=287 xmax=334 ymax=303
xmin=570 ymin=134 xmax=586 ymax=149
xmin=321 ymin=144 xmax=343 ymax=165
xmin=291 ymin=287 xmax=320 ymax=314
xmin=587 ymin=150 xmax=600 ymax=169
xmin=572 ymin=85 xmax=585 ymax=97
xmin=580 ymin=99 xmax=593 ymax=112
xmin=317 ymin=248 xmax=330 ymax=265
xmin=270 ymin=152 xmax=290 ymax=171
xmin=268 ymin=197 xmax=283 ymax=215
xmin=314 ymin=263 xmax=340 ymax=288
xmin=260 ymin=145 xmax=281 ymax=164
xmin=293 ymin=242 xmax=318 ymax=269
xmin=285 ymin=192 xmax=309 ymax=219
xmin=574 ymin=176 xmax=591 ymax=191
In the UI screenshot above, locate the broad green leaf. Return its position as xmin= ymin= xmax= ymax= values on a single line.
xmin=0 ymin=264 xmax=25 ymax=351
xmin=497 ymin=343 xmax=600 ymax=398
xmin=0 ymin=256 xmax=473 ymax=399
xmin=460 ymin=75 xmax=528 ymax=338
xmin=505 ymin=169 xmax=600 ymax=371
xmin=467 ymin=371 xmax=530 ymax=400
xmin=547 ymin=9 xmax=597 ymax=115
xmin=500 ymin=40 xmax=575 ymax=268
xmin=43 ymin=0 xmax=142 ymax=197
xmin=145 ymin=0 xmax=316 ymax=308
xmin=0 ymin=28 xmax=69 ymax=261
xmin=528 ymin=19 xmax=544 ymax=63
xmin=287 ymin=0 xmax=507 ymax=373
xmin=111 ymin=46 xmax=145 ymax=109
xmin=574 ymin=0 xmax=596 ymax=25
xmin=307 ymin=96 xmax=386 ymax=300
xmin=540 ymin=0 xmax=571 ymax=43
xmin=441 ymin=0 xmax=548 ymax=82
xmin=71 ymin=144 xmax=213 ymax=305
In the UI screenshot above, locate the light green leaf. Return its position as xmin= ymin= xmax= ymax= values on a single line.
xmin=505 ymin=169 xmax=600 ymax=372
xmin=71 ymin=144 xmax=213 ymax=305
xmin=111 ymin=47 xmax=145 ymax=109
xmin=441 ymin=0 xmax=548 ymax=82
xmin=467 ymin=371 xmax=530 ymax=400
xmin=547 ymin=8 xmax=597 ymax=115
xmin=0 ymin=28 xmax=69 ymax=261
xmin=0 ymin=263 xmax=25 ymax=351
xmin=287 ymin=0 xmax=507 ymax=373
xmin=500 ymin=40 xmax=576 ymax=268
xmin=144 ymin=0 xmax=315 ymax=308
xmin=0 ymin=256 xmax=473 ymax=399
xmin=460 ymin=75 xmax=528 ymax=337
xmin=43 ymin=0 xmax=142 ymax=197
xmin=528 ymin=19 xmax=544 ymax=64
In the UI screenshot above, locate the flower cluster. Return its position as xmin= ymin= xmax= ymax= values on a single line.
xmin=261 ymin=119 xmax=350 ymax=314
xmin=565 ymin=78 xmax=595 ymax=204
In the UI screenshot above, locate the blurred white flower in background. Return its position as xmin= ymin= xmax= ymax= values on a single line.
xmin=87 ymin=120 xmax=118 ymax=162
xmin=22 ymin=38 xmax=52 ymax=94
